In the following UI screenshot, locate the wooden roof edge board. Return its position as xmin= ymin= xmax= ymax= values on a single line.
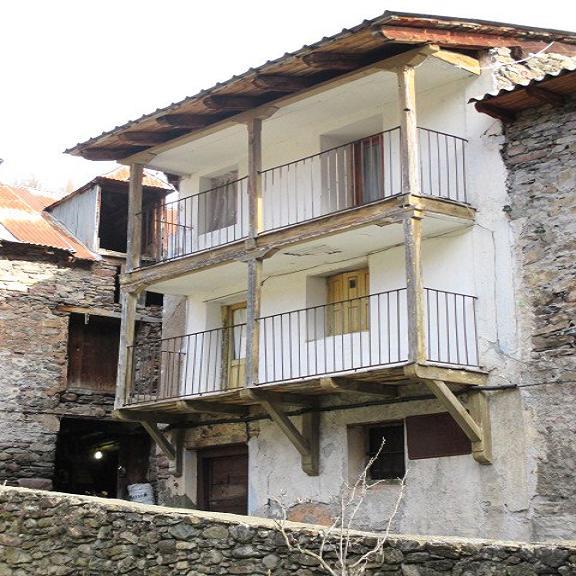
xmin=471 ymin=68 xmax=576 ymax=117
xmin=65 ymin=11 xmax=576 ymax=158
xmin=120 ymin=45 xmax=442 ymax=165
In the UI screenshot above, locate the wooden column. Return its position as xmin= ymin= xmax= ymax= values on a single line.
xmin=404 ymin=211 xmax=426 ymax=364
xmin=115 ymin=290 xmax=139 ymax=409
xmin=247 ymin=117 xmax=263 ymax=240
xmin=127 ymin=162 xmax=144 ymax=271
xmin=245 ymin=257 xmax=263 ymax=387
xmin=396 ymin=65 xmax=420 ymax=196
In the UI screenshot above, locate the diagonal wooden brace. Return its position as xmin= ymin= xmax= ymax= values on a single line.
xmin=141 ymin=420 xmax=177 ymax=461
xmin=424 ymin=379 xmax=492 ymax=464
xmin=249 ymin=390 xmax=319 ymax=476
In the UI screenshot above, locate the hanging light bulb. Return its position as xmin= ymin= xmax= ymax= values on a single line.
xmin=94 ymin=450 xmax=103 ymax=460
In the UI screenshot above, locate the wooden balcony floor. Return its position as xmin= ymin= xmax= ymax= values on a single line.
xmin=116 ymin=362 xmax=487 ymax=423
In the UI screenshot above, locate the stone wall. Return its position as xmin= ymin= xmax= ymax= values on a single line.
xmin=0 ymin=243 xmax=161 ymax=489
xmin=502 ymin=95 xmax=576 ymax=539
xmin=0 ymin=486 xmax=574 ymax=575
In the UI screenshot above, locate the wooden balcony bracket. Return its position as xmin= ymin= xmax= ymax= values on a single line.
xmin=423 ymin=379 xmax=492 ymax=464
xmin=319 ymin=377 xmax=399 ymax=399
xmin=248 ymin=390 xmax=319 ymax=476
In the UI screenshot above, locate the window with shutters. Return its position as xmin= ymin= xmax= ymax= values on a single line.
xmin=326 ymin=268 xmax=369 ymax=335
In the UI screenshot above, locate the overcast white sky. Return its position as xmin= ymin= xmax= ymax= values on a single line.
xmin=1 ymin=0 xmax=574 ymax=193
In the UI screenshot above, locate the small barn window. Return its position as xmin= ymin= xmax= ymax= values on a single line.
xmin=366 ymin=422 xmax=405 ymax=481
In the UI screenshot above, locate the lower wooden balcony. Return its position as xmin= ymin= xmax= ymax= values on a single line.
xmin=120 ymin=287 xmax=485 ymax=419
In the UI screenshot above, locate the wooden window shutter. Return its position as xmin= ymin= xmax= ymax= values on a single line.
xmin=406 ymin=412 xmax=472 ymax=460
xmin=327 ymin=268 xmax=369 ymax=334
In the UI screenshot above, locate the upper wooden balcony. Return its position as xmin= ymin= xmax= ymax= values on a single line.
xmin=137 ymin=126 xmax=470 ymax=276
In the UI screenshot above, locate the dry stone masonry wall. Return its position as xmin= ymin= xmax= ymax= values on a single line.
xmin=502 ymin=95 xmax=576 ymax=539
xmin=0 ymin=487 xmax=574 ymax=575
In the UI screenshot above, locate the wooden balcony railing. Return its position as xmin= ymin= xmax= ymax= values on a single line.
xmin=125 ymin=288 xmax=478 ymax=406
xmin=138 ymin=128 xmax=468 ymax=266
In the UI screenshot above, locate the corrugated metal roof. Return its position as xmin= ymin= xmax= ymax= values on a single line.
xmin=65 ymin=11 xmax=576 ymax=160
xmin=0 ymin=184 xmax=97 ymax=260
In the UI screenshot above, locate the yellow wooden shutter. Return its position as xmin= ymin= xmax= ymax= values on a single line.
xmin=327 ymin=268 xmax=369 ymax=334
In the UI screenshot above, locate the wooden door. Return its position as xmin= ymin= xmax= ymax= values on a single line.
xmin=198 ymin=445 xmax=248 ymax=514
xmin=327 ymin=269 xmax=370 ymax=335
xmin=223 ymin=302 xmax=247 ymax=389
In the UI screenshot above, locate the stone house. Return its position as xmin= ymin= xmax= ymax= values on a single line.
xmin=0 ymin=168 xmax=171 ymax=499
xmin=66 ymin=12 xmax=576 ymax=541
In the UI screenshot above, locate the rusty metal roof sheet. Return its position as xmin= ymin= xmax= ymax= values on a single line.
xmin=0 ymin=184 xmax=97 ymax=260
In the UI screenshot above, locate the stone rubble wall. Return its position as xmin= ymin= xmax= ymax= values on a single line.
xmin=0 ymin=243 xmax=161 ymax=489
xmin=0 ymin=487 xmax=574 ymax=576
xmin=502 ymin=95 xmax=576 ymax=539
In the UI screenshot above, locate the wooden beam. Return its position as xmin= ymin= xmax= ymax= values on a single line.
xmin=115 ymin=291 xmax=139 ymax=410
xmin=113 ymin=408 xmax=196 ymax=425
xmin=56 ymin=304 xmax=161 ymax=323
xmin=82 ymin=147 xmax=146 ymax=161
xmin=404 ymin=213 xmax=426 ymax=364
xmin=322 ymin=377 xmax=399 ymax=399
xmin=247 ymin=117 xmax=263 ymax=239
xmin=203 ymin=95 xmax=268 ymax=111
xmin=526 ymin=85 xmax=565 ymax=106
xmin=397 ymin=65 xmax=420 ymax=195
xmin=246 ymin=258 xmax=263 ymax=386
xmin=127 ymin=163 xmax=144 ymax=271
xmin=431 ymin=49 xmax=480 ymax=75
xmin=252 ymin=74 xmax=314 ymax=91
xmin=468 ymin=391 xmax=492 ymax=464
xmin=239 ymin=388 xmax=314 ymax=405
xmin=424 ymin=380 xmax=482 ymax=442
xmin=156 ymin=113 xmax=218 ymax=129
xmin=377 ymin=26 xmax=524 ymax=49
xmin=176 ymin=400 xmax=247 ymax=416
xmin=404 ymin=363 xmax=487 ymax=386
xmin=474 ymin=102 xmax=516 ymax=123
xmin=118 ymin=131 xmax=186 ymax=145
xmin=301 ymin=402 xmax=319 ymax=476
xmin=141 ymin=421 xmax=176 ymax=460
xmin=301 ymin=52 xmax=364 ymax=70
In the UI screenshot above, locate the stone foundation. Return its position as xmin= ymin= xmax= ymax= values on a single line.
xmin=0 ymin=487 xmax=574 ymax=575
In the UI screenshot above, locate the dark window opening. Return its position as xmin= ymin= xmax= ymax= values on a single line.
xmin=54 ymin=417 xmax=150 ymax=499
xmin=67 ymin=314 xmax=120 ymax=393
xmin=199 ymin=172 xmax=239 ymax=234
xmin=98 ymin=190 xmax=129 ymax=252
xmin=145 ymin=291 xmax=164 ymax=307
xmin=367 ymin=422 xmax=405 ymax=480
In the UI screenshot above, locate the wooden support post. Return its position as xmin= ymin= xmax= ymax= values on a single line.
xmin=141 ymin=420 xmax=176 ymax=461
xmin=424 ymin=379 xmax=492 ymax=464
xmin=396 ymin=65 xmax=420 ymax=197
xmin=404 ymin=212 xmax=426 ymax=364
xmin=245 ymin=257 xmax=263 ymax=387
xmin=115 ymin=290 xmax=140 ymax=409
xmin=247 ymin=117 xmax=263 ymax=240
xmin=174 ymin=429 xmax=185 ymax=477
xmin=127 ymin=162 xmax=144 ymax=271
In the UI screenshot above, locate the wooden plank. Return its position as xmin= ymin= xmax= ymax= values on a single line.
xmin=175 ymin=399 xmax=247 ymax=416
xmin=377 ymin=26 xmax=525 ymax=48
xmin=156 ymin=114 xmax=217 ymax=128
xmin=127 ymin=163 xmax=144 ymax=271
xmin=403 ymin=213 xmax=426 ymax=364
xmin=115 ymin=291 xmax=139 ymax=410
xmin=252 ymin=75 xmax=314 ymax=91
xmin=320 ymin=377 xmax=399 ymax=398
xmin=526 ymin=85 xmax=565 ymax=106
xmin=245 ymin=258 xmax=263 ymax=386
xmin=56 ymin=304 xmax=161 ymax=323
xmin=141 ymin=421 xmax=176 ymax=460
xmin=424 ymin=379 xmax=482 ymax=443
xmin=203 ymin=95 xmax=269 ymax=111
xmin=301 ymin=52 xmax=364 ymax=70
xmin=118 ymin=131 xmax=186 ymax=145
xmin=431 ymin=50 xmax=481 ymax=75
xmin=83 ymin=147 xmax=146 ymax=161
xmin=404 ymin=363 xmax=487 ymax=386
xmin=474 ymin=102 xmax=516 ymax=123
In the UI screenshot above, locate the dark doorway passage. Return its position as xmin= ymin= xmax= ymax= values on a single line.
xmin=54 ymin=417 xmax=150 ymax=499
xmin=198 ymin=444 xmax=248 ymax=515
